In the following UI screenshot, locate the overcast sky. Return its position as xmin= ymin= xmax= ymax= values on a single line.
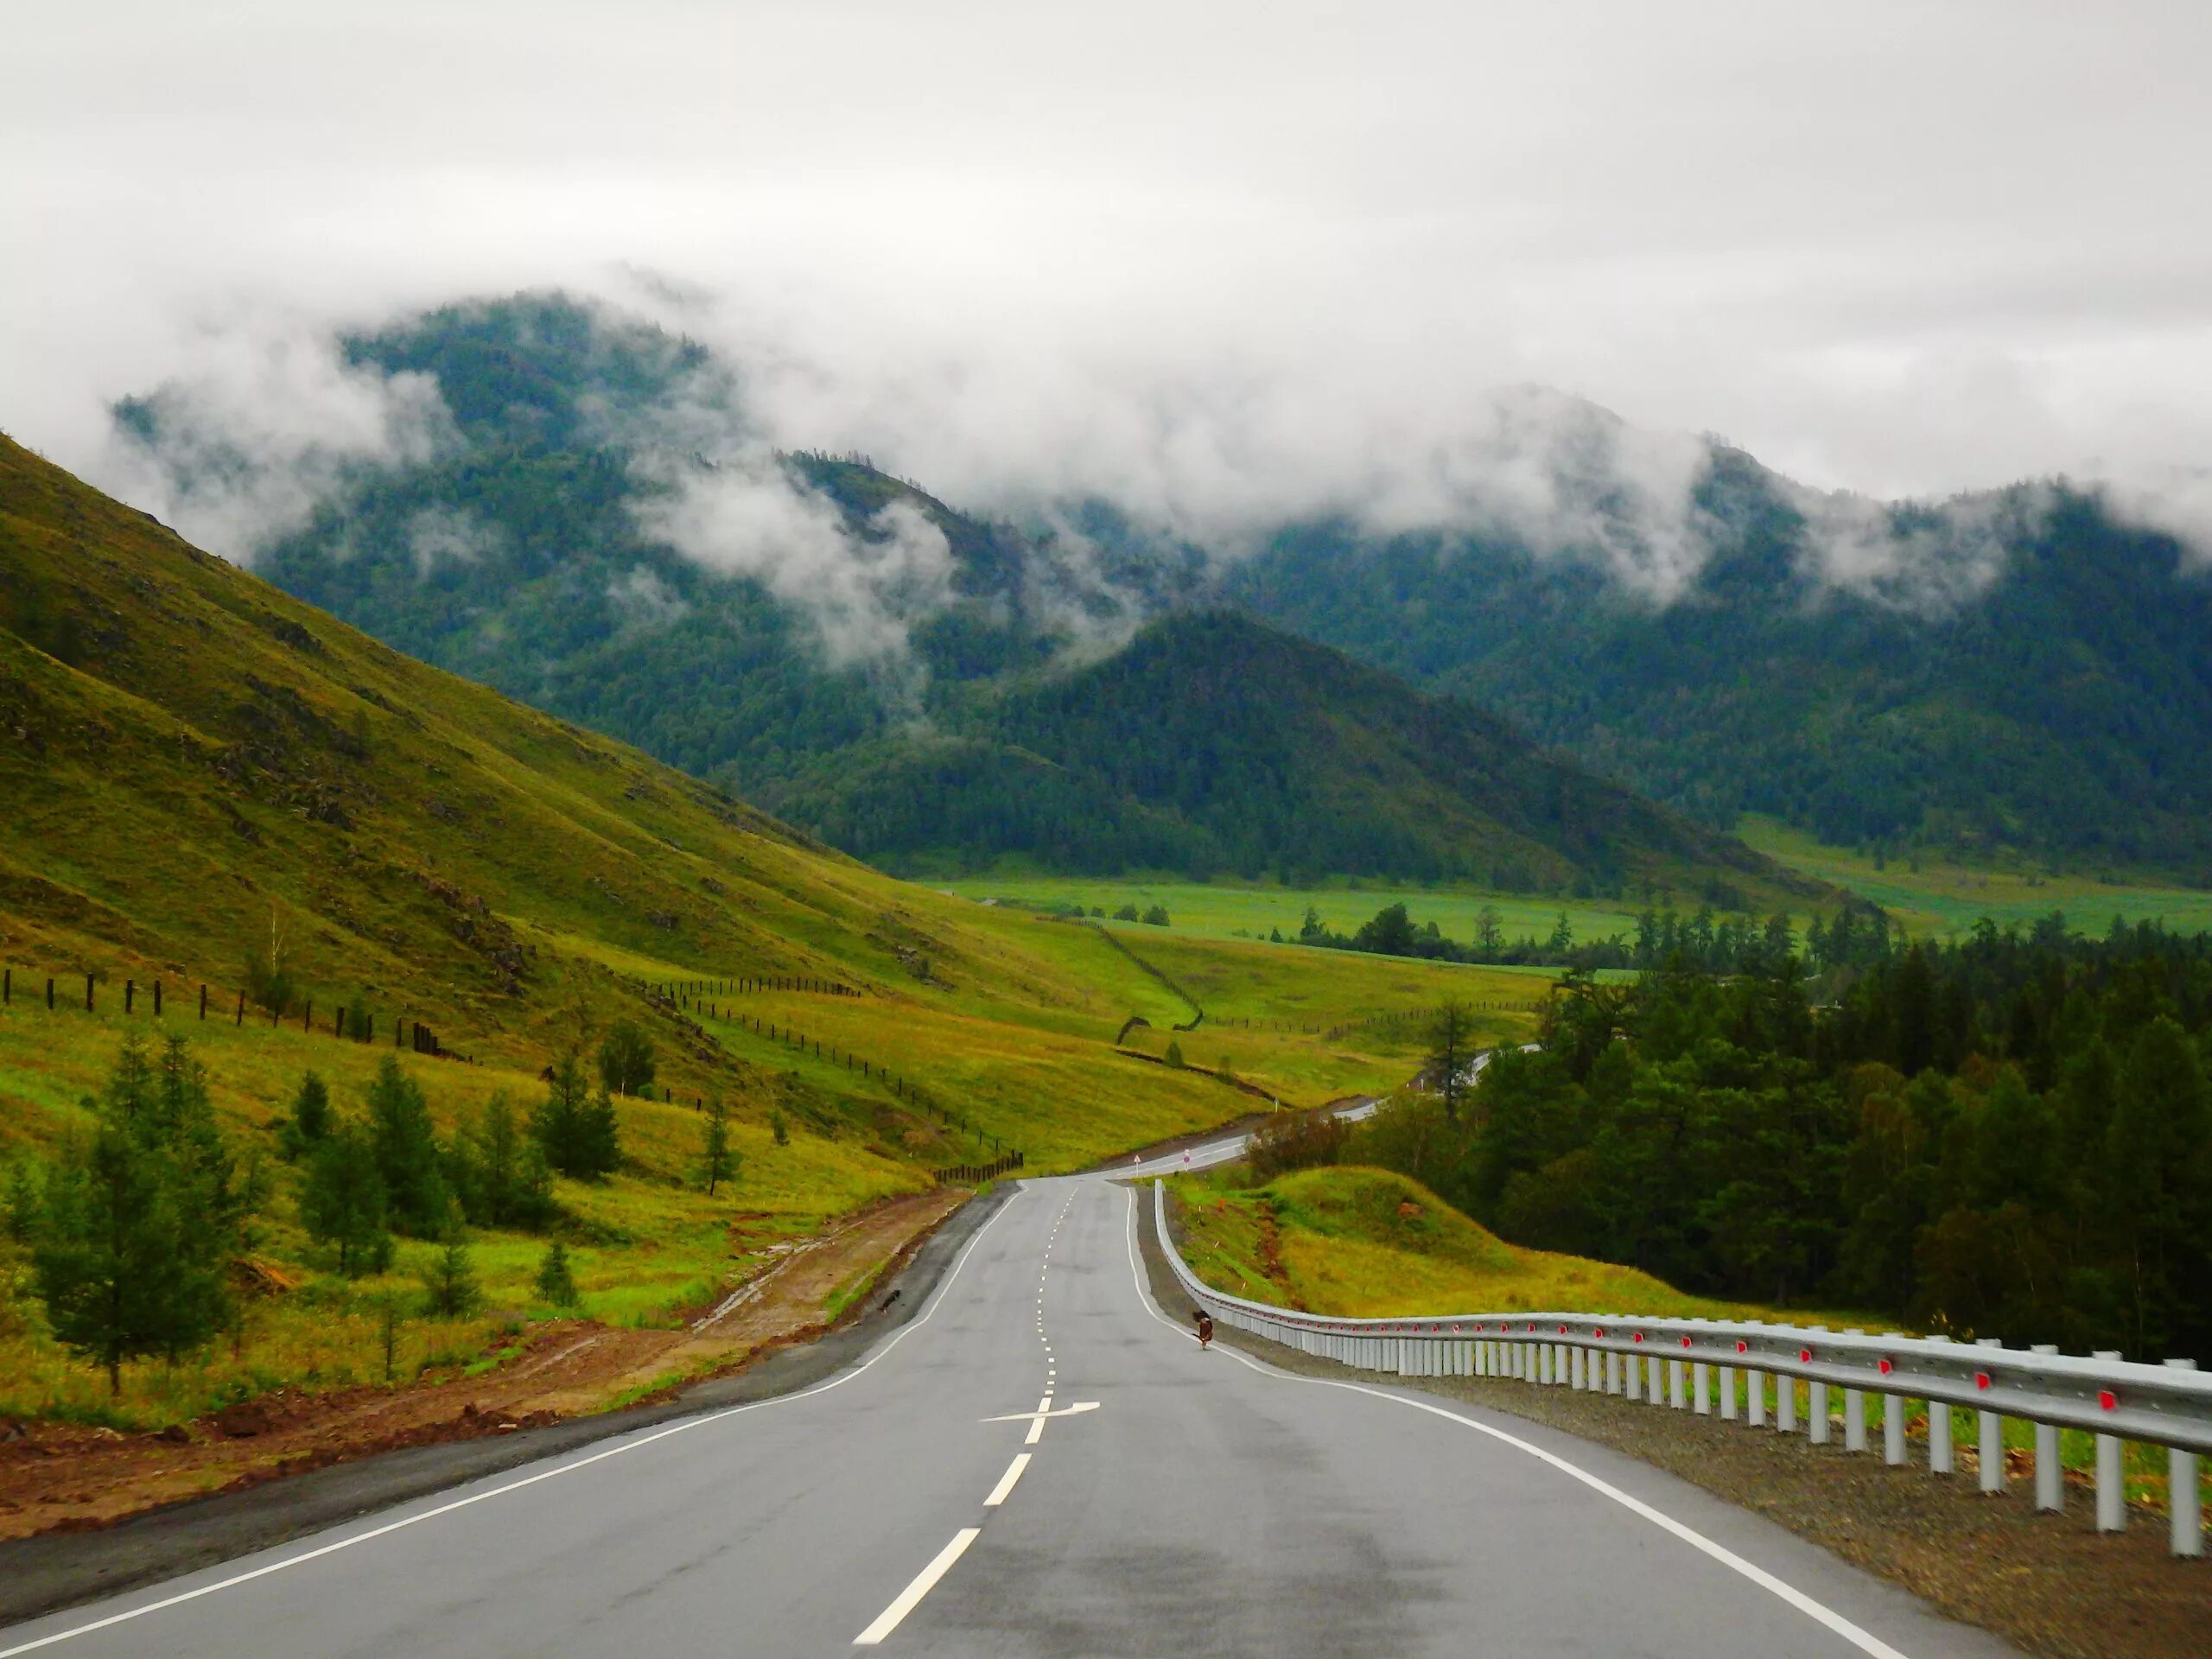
xmin=7 ymin=0 xmax=2210 ymax=523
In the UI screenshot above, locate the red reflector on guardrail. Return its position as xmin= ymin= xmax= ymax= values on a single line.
xmin=1975 ymin=1372 xmax=1993 ymax=1389
xmin=2100 ymin=1390 xmax=2118 ymax=1411
xmin=1681 ymin=1337 xmax=1693 ymax=1349
xmin=1878 ymin=1358 xmax=1893 ymax=1376
xmin=1560 ymin=1325 xmax=1570 ymax=1335
xmin=1798 ymin=1348 xmax=1814 ymax=1363
xmin=1594 ymin=1327 xmax=1606 ymax=1338
xmin=1735 ymin=1340 xmax=1748 ymax=1354
xmin=1633 ymin=1332 xmax=1645 ymax=1344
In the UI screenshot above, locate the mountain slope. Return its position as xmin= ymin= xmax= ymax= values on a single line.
xmin=1226 ymin=448 xmax=2212 ymax=878
xmin=770 ymin=612 xmax=1817 ymax=904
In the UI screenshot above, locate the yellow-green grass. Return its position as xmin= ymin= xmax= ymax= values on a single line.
xmin=1738 ymin=817 xmax=2212 ymax=939
xmin=1169 ymin=1166 xmax=1843 ymax=1325
xmin=939 ymin=874 xmax=1641 ymax=958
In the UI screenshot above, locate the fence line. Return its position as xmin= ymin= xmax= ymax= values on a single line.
xmin=0 ymin=965 xmax=473 ymax=1063
xmin=1154 ymin=1180 xmax=2208 ymax=1558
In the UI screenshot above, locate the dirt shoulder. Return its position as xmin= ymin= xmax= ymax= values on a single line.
xmin=1132 ymin=1187 xmax=2210 ymax=1659
xmin=0 ymin=1185 xmax=991 ymax=1628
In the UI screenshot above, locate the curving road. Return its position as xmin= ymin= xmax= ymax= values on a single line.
xmin=1 ymin=1155 xmax=2015 ymax=1657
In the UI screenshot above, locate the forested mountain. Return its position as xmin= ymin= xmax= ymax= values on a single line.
xmin=1226 ymin=449 xmax=2212 ymax=880
xmin=769 ymin=611 xmax=1815 ymax=900
xmin=111 ymin=290 xmax=2212 ymax=888
xmin=108 ymin=295 xmax=1806 ymax=899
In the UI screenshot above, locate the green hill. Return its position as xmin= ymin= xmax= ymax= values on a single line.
xmin=773 ymin=611 xmax=1819 ymax=906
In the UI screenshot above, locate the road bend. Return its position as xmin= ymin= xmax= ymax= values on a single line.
xmin=1 ymin=1165 xmax=2015 ymax=1657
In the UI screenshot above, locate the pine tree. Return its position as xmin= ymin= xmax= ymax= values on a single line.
xmin=279 ymin=1070 xmax=332 ymax=1160
xmin=699 ymin=1096 xmax=737 ymax=1196
xmin=300 ymin=1122 xmax=392 ymax=1276
xmin=365 ymin=1058 xmax=447 ymax=1235
xmin=1427 ymin=1001 xmax=1477 ymax=1121
xmin=453 ymin=1095 xmax=554 ymax=1229
xmin=29 ymin=1038 xmax=236 ymax=1390
xmin=420 ymin=1218 xmax=481 ymax=1319
xmin=573 ymin=1086 xmax=621 ymax=1180
xmin=534 ymin=1240 xmax=580 ymax=1308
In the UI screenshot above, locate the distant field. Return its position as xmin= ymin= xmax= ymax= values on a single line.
xmin=1738 ymin=817 xmax=2212 ymax=939
xmin=936 ymin=874 xmax=1638 ymax=956
xmin=946 ymin=836 xmax=2212 ymax=953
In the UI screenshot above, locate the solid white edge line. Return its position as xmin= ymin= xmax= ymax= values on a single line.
xmin=982 ymin=1452 xmax=1032 ymax=1508
xmin=851 ymin=1528 xmax=982 ymax=1646
xmin=0 ymin=1185 xmax=1032 ymax=1659
xmin=1118 ymin=1187 xmax=1913 ymax=1659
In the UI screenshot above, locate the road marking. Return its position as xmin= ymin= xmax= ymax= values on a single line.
xmin=1118 ymin=1188 xmax=1913 ymax=1659
xmin=0 ymin=1185 xmax=1033 ymax=1659
xmin=982 ymin=1402 xmax=1097 ymax=1424
xmin=983 ymin=1452 xmax=1032 ymax=1507
xmin=852 ymin=1528 xmax=981 ymax=1646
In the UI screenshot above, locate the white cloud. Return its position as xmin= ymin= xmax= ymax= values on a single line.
xmin=632 ymin=454 xmax=954 ymax=667
xmin=605 ymin=564 xmax=690 ymax=628
xmin=99 ymin=318 xmax=450 ymax=564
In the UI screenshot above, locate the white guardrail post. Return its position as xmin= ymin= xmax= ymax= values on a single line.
xmin=1151 ymin=1181 xmax=2212 ymax=1556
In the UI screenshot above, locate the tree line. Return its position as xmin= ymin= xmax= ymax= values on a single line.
xmin=1333 ymin=916 xmax=2212 ymax=1362
xmin=1288 ymin=898 xmax=1896 ymax=975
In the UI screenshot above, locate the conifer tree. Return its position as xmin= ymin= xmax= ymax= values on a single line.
xmin=279 ymin=1071 xmax=332 ymax=1160
xmin=534 ymin=1239 xmax=580 ymax=1308
xmin=421 ymin=1217 xmax=481 ymax=1319
xmin=300 ymin=1122 xmax=392 ymax=1276
xmin=1427 ymin=1001 xmax=1476 ymax=1122
xmin=30 ymin=1037 xmax=236 ymax=1390
xmin=699 ymin=1096 xmax=736 ymax=1196
xmin=366 ymin=1058 xmax=447 ymax=1234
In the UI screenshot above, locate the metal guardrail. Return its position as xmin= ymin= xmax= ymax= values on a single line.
xmin=1153 ymin=1181 xmax=2208 ymax=1556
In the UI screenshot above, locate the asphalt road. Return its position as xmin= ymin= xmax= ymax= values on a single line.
xmin=1 ymin=1166 xmax=2018 ymax=1657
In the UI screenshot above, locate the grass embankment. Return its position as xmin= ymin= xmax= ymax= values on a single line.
xmin=1169 ymin=1166 xmax=1804 ymax=1321
xmin=1168 ymin=1164 xmax=2194 ymax=1508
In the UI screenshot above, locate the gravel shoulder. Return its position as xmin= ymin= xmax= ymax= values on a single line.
xmin=1132 ymin=1187 xmax=2210 ymax=1659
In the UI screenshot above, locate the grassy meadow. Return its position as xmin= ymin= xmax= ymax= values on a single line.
xmin=1736 ymin=817 xmax=2212 ymax=939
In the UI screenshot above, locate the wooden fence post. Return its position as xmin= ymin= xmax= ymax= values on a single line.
xmin=200 ymin=983 xmax=208 ymax=1020
xmin=48 ymin=978 xmax=55 ymax=1009
xmin=154 ymin=981 xmax=162 ymax=1016
xmin=2 ymin=968 xmax=8 ymax=1005
xmin=85 ymin=974 xmax=94 ymax=1012
xmin=125 ymin=980 xmax=135 ymax=1014
xmin=335 ymin=1007 xmax=346 ymax=1039
xmin=235 ymin=988 xmax=245 ymax=1025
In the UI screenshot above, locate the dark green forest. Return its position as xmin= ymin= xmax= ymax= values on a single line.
xmin=1228 ymin=451 xmax=2212 ymax=879
xmin=1346 ymin=918 xmax=2212 ymax=1361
